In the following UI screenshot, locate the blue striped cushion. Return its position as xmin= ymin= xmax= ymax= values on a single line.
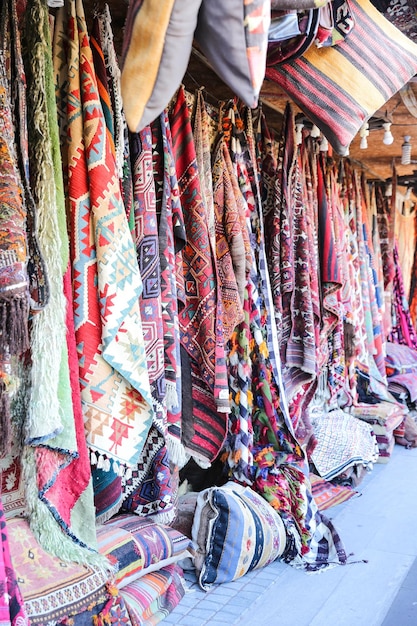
xmin=192 ymin=482 xmax=286 ymax=590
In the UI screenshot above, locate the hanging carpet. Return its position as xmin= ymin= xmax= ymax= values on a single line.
xmin=54 ymin=0 xmax=154 ymax=497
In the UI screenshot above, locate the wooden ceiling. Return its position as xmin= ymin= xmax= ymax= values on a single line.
xmin=83 ymin=0 xmax=417 ymax=189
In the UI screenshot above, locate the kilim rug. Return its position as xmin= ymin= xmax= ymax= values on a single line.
xmin=54 ymin=0 xmax=154 ymax=480
xmin=18 ymin=0 xmax=102 ymax=563
xmin=169 ymin=86 xmax=229 ymax=465
xmin=309 ymin=473 xmax=359 ymax=511
xmin=121 ymin=112 xmax=183 ymax=521
xmin=94 ymin=6 xmax=134 ymax=231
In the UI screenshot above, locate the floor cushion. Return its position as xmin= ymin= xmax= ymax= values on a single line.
xmin=96 ymin=514 xmax=193 ymax=589
xmin=191 ymin=481 xmax=287 ymax=590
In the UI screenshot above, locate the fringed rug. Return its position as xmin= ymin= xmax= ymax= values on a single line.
xmin=311 ymin=408 xmax=379 ymax=480
xmin=54 ymin=0 xmax=154 ymax=480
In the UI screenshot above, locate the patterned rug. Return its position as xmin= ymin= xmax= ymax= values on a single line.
xmin=311 ymin=409 xmax=380 ymax=480
xmin=54 ymin=0 xmax=154 ymax=480
xmin=309 ymin=473 xmax=359 ymax=511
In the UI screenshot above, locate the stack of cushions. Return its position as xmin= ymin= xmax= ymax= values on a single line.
xmin=6 ymin=517 xmax=110 ymax=626
xmin=96 ymin=514 xmax=193 ymax=588
xmin=6 ymin=514 xmax=192 ymax=625
xmin=385 ymin=342 xmax=417 ymax=404
xmin=121 ymin=0 xmax=271 ymax=133
xmin=349 ymin=398 xmax=406 ymax=463
xmin=191 ymin=481 xmax=287 ymax=590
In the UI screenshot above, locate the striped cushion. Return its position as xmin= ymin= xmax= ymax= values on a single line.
xmin=120 ymin=563 xmax=185 ymax=624
xmin=265 ymin=0 xmax=417 ymax=154
xmin=96 ymin=514 xmax=192 ymax=588
xmin=121 ymin=0 xmax=201 ymax=132
xmin=192 ymin=482 xmax=286 ymax=590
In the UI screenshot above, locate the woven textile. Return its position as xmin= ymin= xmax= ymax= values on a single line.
xmin=192 ymin=482 xmax=286 ymax=590
xmin=169 ymin=86 xmax=228 ymax=415
xmin=0 ymin=57 xmax=29 ymax=454
xmin=131 ymin=128 xmax=166 ymax=429
xmin=212 ymin=137 xmax=245 ymax=339
xmin=192 ymin=89 xmax=215 ymax=245
xmin=122 ymin=426 xmax=176 ymax=521
xmin=309 ymin=473 xmax=358 ymax=511
xmin=7 ymin=517 xmax=109 ymax=626
xmin=151 ymin=112 xmax=185 ymax=440
xmin=0 ymin=500 xmax=29 ymax=626
xmin=54 ymin=0 xmax=153 ymax=475
xmin=389 ymin=244 xmax=417 ymax=349
xmin=121 ymin=563 xmax=185 ymax=626
xmin=96 ymin=514 xmax=192 ymax=588
xmin=266 ymin=0 xmax=417 ymax=154
xmin=311 ymin=409 xmax=379 ymax=480
xmin=264 ymin=105 xmax=319 ymax=416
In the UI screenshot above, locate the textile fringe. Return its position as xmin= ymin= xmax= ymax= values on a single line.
xmin=150 ymin=507 xmax=176 ymax=525
xmin=22 ymin=446 xmax=115 ymax=574
xmin=0 ymin=377 xmax=11 ymax=457
xmin=95 ymin=499 xmax=123 ymax=526
xmin=0 ymin=297 xmax=29 ymax=356
xmin=165 ymin=380 xmax=179 ymax=411
xmin=166 ymin=434 xmax=189 ymax=469
xmin=189 ymin=454 xmax=212 ymax=470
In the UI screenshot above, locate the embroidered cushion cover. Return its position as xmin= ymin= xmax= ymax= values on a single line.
xmin=6 ymin=517 xmax=109 ymax=626
xmin=265 ymin=0 xmax=417 ymax=154
xmin=191 ymin=482 xmax=287 ymax=590
xmin=96 ymin=514 xmax=193 ymax=588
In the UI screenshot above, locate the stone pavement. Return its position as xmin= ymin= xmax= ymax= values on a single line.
xmin=164 ymin=444 xmax=417 ymax=626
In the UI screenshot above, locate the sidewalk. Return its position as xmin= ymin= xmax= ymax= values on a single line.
xmin=165 ymin=444 xmax=417 ymax=626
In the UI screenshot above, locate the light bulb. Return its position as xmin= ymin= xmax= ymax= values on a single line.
xmin=385 ymin=183 xmax=393 ymax=197
xmin=382 ymin=122 xmax=394 ymax=145
xmin=310 ymin=124 xmax=321 ymax=138
xmin=295 ymin=123 xmax=304 ymax=145
xmin=401 ymin=136 xmax=412 ymax=165
xmin=405 ymin=187 xmax=412 ymax=200
xmin=320 ymin=135 xmax=329 ymax=152
xmin=359 ymin=122 xmax=369 ymax=150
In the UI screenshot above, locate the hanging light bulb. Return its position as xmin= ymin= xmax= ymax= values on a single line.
xmin=382 ymin=122 xmax=394 ymax=145
xmin=405 ymin=187 xmax=412 ymax=200
xmin=401 ymin=135 xmax=412 ymax=165
xmin=310 ymin=124 xmax=321 ymax=138
xmin=359 ymin=122 xmax=369 ymax=150
xmin=295 ymin=122 xmax=304 ymax=145
xmin=319 ymin=135 xmax=329 ymax=152
xmin=385 ymin=182 xmax=393 ymax=197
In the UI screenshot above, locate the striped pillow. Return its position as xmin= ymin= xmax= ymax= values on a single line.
xmin=265 ymin=0 xmax=417 ymax=154
xmin=96 ymin=514 xmax=192 ymax=588
xmin=192 ymin=482 xmax=286 ymax=590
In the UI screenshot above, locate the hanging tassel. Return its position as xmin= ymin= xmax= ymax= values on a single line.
xmin=0 ymin=296 xmax=30 ymax=356
xmin=166 ymin=433 xmax=189 ymax=469
xmin=0 ymin=376 xmax=11 ymax=457
xmin=165 ymin=380 xmax=179 ymax=411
